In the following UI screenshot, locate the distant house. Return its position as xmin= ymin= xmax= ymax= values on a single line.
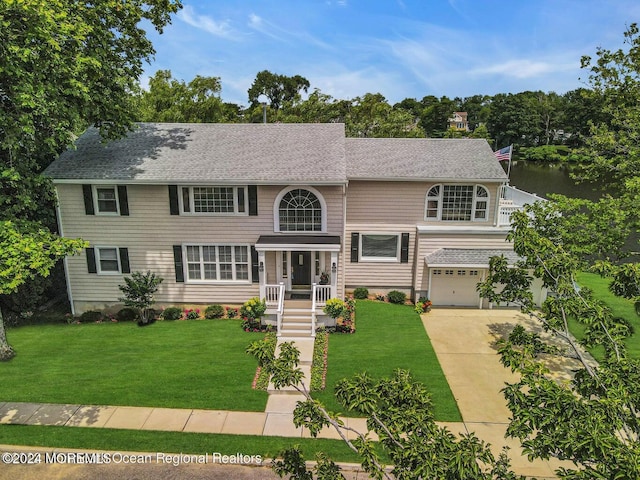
xmin=45 ymin=123 xmax=545 ymax=332
xmin=448 ymin=112 xmax=470 ymax=132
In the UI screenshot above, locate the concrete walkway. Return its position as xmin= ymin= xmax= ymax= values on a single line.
xmin=0 ymin=308 xmax=587 ymax=478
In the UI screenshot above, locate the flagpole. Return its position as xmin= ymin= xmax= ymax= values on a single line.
xmin=506 ymin=144 xmax=513 ymax=182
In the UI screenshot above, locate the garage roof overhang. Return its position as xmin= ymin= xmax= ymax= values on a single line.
xmin=255 ymin=235 xmax=342 ymax=252
xmin=425 ymin=248 xmax=520 ymax=268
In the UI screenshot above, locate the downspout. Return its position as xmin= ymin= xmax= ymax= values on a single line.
xmin=341 ymin=182 xmax=347 ymax=298
xmin=54 ymin=185 xmax=75 ymax=316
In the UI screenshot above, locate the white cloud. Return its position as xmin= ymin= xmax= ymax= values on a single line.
xmin=471 ymin=59 xmax=577 ymax=79
xmin=177 ymin=5 xmax=236 ymax=39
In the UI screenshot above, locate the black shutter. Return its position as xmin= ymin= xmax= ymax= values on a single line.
xmin=119 ymin=248 xmax=130 ymax=273
xmin=117 ymin=186 xmax=129 ymax=216
xmin=173 ymin=245 xmax=184 ymax=282
xmin=86 ymin=248 xmax=97 ymax=273
xmin=169 ymin=185 xmax=180 ymax=215
xmin=251 ymin=246 xmax=259 ymax=283
xmin=400 ymin=233 xmax=410 ymax=263
xmin=248 ymin=185 xmax=258 ymax=216
xmin=350 ymin=233 xmax=359 ymax=263
xmin=83 ymin=185 xmax=95 ymax=215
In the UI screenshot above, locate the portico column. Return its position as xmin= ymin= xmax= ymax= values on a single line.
xmin=330 ymin=251 xmax=338 ymax=299
xmin=258 ymin=250 xmax=266 ymax=299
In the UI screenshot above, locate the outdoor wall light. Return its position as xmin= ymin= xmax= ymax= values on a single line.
xmin=331 ymin=262 xmax=337 ymax=273
xmin=259 ymin=262 xmax=264 ymax=272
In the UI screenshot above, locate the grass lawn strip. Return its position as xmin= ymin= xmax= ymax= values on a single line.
xmin=251 ymin=332 xmax=277 ymax=390
xmin=314 ymin=300 xmax=461 ymax=422
xmin=0 ymin=320 xmax=268 ymax=411
xmin=0 ymin=425 xmax=366 ymax=463
xmin=573 ymin=272 xmax=640 ymax=361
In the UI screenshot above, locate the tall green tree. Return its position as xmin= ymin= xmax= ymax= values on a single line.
xmin=247 ymin=70 xmax=310 ymax=115
xmin=137 ymin=70 xmax=240 ymax=122
xmin=0 ymin=0 xmax=182 ymax=357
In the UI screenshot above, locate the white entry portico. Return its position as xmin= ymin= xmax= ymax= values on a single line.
xmin=254 ymin=235 xmax=341 ymax=300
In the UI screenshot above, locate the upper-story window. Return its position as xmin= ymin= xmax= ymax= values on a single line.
xmin=425 ymin=184 xmax=489 ymax=222
xmin=275 ymin=187 xmax=326 ymax=232
xmin=95 ymin=186 xmax=119 ymax=214
xmin=180 ymin=186 xmax=247 ymax=215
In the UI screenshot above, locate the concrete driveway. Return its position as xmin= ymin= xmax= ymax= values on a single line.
xmin=422 ymin=308 xmax=579 ymax=479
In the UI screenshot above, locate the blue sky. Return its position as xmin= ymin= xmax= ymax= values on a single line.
xmin=143 ymin=0 xmax=639 ymax=106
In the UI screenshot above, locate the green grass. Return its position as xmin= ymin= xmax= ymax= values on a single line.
xmin=0 ymin=319 xmax=268 ymax=411
xmin=0 ymin=425 xmax=363 ymax=463
xmin=573 ymin=272 xmax=640 ymax=360
xmin=315 ymin=300 xmax=461 ymax=422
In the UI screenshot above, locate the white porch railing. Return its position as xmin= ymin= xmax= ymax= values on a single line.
xmin=313 ymin=284 xmax=332 ymax=307
xmin=265 ymin=283 xmax=286 ymax=336
xmin=497 ymin=200 xmax=521 ymax=226
xmin=264 ymin=283 xmax=282 ymax=307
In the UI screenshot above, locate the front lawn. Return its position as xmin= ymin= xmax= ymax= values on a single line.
xmin=573 ymin=272 xmax=640 ymax=360
xmin=314 ymin=300 xmax=461 ymax=422
xmin=0 ymin=319 xmax=268 ymax=411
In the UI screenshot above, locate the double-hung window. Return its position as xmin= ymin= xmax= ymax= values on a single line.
xmin=180 ymin=186 xmax=247 ymax=214
xmin=184 ymin=245 xmax=250 ymax=282
xmin=96 ymin=247 xmax=120 ymax=274
xmin=95 ymin=186 xmax=119 ymax=214
xmin=425 ymin=184 xmax=490 ymax=222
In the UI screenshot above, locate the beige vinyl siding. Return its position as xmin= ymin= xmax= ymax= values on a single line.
xmin=58 ymin=183 xmax=345 ymax=310
xmin=415 ymin=232 xmax=512 ymax=292
xmin=344 ymin=223 xmax=415 ymax=291
xmin=346 ymin=180 xmax=502 ymax=226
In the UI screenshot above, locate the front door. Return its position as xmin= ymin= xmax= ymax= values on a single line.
xmin=291 ymin=251 xmax=311 ymax=286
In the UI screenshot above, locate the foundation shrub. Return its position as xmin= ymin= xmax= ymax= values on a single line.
xmin=353 ymin=287 xmax=369 ymax=300
xmin=387 ymin=290 xmax=406 ymax=304
xmin=162 ymin=307 xmax=182 ymax=321
xmin=204 ymin=304 xmax=225 ymax=319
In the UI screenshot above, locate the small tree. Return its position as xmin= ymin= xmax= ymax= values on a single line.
xmin=118 ymin=271 xmax=163 ymax=325
xmin=249 ymin=340 xmax=523 ymax=479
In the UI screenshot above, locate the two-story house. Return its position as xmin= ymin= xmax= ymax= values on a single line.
xmin=45 ymin=123 xmax=545 ymax=327
xmin=447 ymin=112 xmax=470 ymax=132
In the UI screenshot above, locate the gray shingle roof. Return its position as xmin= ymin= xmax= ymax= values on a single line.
xmin=45 ymin=123 xmax=507 ymax=184
xmin=346 ymin=138 xmax=507 ymax=181
xmin=45 ymin=123 xmax=347 ymax=184
xmin=425 ymin=248 xmax=520 ymax=267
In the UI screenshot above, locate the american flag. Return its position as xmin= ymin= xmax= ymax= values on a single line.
xmin=494 ymin=145 xmax=512 ymax=162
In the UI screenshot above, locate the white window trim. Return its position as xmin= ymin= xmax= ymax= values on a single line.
xmin=424 ymin=184 xmax=490 ymax=222
xmin=359 ymin=233 xmax=401 ymax=263
xmin=93 ymin=185 xmax=119 ymax=216
xmin=178 ymin=186 xmax=248 ymax=216
xmin=273 ymin=185 xmax=327 ymax=233
xmin=96 ymin=246 xmax=121 ymax=275
xmin=182 ymin=244 xmax=251 ymax=284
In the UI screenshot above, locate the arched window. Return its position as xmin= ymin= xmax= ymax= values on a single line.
xmin=425 ymin=184 xmax=490 ymax=222
xmin=276 ymin=187 xmax=325 ymax=232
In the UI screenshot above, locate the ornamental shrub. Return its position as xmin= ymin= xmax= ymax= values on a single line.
xmin=205 ymin=304 xmax=225 ymax=319
xmin=116 ymin=307 xmax=138 ymax=322
xmin=226 ymin=307 xmax=238 ymax=318
xmin=323 ymin=298 xmax=346 ymax=319
xmin=184 ymin=308 xmax=200 ymax=320
xmin=162 ymin=306 xmax=182 ymax=320
xmin=240 ymin=297 xmax=267 ymax=320
xmin=387 ymin=290 xmax=406 ymax=304
xmin=353 ymin=287 xmax=368 ymax=299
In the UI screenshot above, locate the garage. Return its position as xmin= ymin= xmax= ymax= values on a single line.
xmin=425 ymin=248 xmax=521 ymax=308
xmin=429 ymin=268 xmax=483 ymax=306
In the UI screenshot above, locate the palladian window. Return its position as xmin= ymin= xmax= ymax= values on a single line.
xmin=278 ymin=188 xmax=323 ymax=232
xmin=425 ymin=184 xmax=490 ymax=222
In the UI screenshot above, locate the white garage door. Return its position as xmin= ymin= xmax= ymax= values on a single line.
xmin=430 ymin=268 xmax=482 ymax=306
